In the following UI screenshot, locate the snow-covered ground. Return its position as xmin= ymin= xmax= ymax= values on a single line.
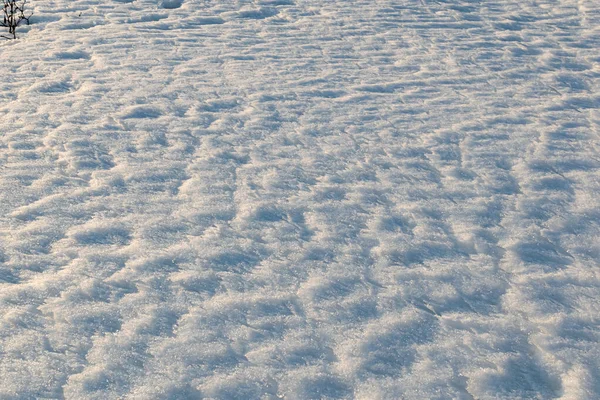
xmin=1 ymin=0 xmax=599 ymax=398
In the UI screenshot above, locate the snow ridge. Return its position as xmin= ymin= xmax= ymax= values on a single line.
xmin=1 ymin=0 xmax=599 ymax=398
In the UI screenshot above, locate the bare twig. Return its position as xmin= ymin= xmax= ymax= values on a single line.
xmin=1 ymin=0 xmax=32 ymax=39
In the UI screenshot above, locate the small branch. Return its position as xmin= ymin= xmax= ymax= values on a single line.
xmin=1 ymin=0 xmax=31 ymax=39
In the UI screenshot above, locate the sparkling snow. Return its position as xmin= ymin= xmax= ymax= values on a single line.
xmin=1 ymin=0 xmax=600 ymax=398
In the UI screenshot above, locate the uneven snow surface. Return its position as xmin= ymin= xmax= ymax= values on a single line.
xmin=1 ymin=0 xmax=600 ymax=398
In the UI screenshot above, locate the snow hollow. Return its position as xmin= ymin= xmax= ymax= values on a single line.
xmin=1 ymin=0 xmax=599 ymax=399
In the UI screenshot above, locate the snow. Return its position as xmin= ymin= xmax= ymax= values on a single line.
xmin=1 ymin=0 xmax=599 ymax=398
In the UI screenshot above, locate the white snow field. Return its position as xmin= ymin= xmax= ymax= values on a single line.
xmin=1 ymin=0 xmax=599 ymax=398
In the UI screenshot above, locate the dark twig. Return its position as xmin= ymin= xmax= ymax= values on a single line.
xmin=1 ymin=0 xmax=32 ymax=39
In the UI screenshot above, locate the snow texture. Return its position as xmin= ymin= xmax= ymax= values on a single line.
xmin=1 ymin=0 xmax=600 ymax=399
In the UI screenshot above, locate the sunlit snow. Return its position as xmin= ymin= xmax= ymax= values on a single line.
xmin=1 ymin=0 xmax=599 ymax=399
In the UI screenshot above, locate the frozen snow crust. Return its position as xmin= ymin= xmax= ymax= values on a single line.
xmin=1 ymin=0 xmax=600 ymax=398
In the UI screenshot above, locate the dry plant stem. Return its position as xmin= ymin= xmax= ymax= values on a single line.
xmin=1 ymin=0 xmax=31 ymax=39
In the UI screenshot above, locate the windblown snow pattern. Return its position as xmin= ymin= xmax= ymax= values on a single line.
xmin=1 ymin=0 xmax=600 ymax=399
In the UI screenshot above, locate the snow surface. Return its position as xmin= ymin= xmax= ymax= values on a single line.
xmin=1 ymin=0 xmax=600 ymax=398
